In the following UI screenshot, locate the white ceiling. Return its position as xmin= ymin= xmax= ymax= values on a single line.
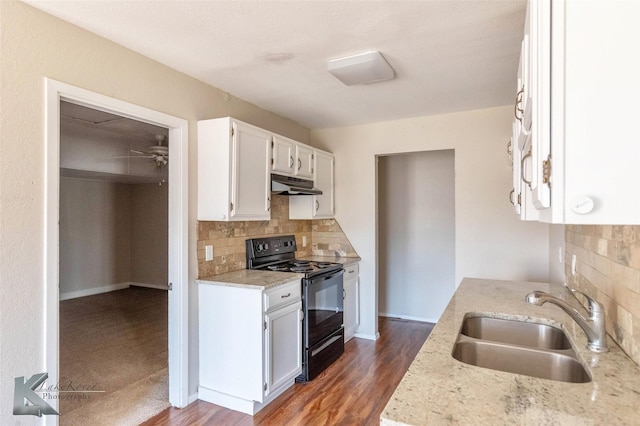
xmin=26 ymin=0 xmax=526 ymax=129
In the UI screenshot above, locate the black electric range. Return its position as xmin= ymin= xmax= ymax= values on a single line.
xmin=246 ymin=235 xmax=345 ymax=382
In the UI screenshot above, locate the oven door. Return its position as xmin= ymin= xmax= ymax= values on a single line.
xmin=303 ymin=269 xmax=344 ymax=348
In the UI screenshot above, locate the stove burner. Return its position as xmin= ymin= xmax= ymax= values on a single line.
xmin=267 ymin=265 xmax=290 ymax=272
xmin=290 ymin=266 xmax=314 ymax=272
xmin=315 ymin=262 xmax=335 ymax=268
xmin=291 ymin=260 xmax=311 ymax=266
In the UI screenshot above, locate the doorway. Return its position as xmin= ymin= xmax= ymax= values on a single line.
xmin=44 ymin=79 xmax=189 ymax=424
xmin=377 ymin=150 xmax=455 ymax=323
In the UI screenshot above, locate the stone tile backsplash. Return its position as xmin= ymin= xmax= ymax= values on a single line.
xmin=197 ymin=194 xmax=357 ymax=278
xmin=565 ymin=225 xmax=640 ymax=366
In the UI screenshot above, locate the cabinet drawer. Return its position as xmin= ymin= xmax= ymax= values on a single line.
xmin=264 ymin=281 xmax=301 ymax=312
xmin=344 ymin=263 xmax=359 ymax=281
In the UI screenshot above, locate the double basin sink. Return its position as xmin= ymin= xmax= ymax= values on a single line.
xmin=452 ymin=314 xmax=591 ymax=383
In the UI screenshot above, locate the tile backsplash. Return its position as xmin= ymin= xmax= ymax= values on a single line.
xmin=565 ymin=225 xmax=640 ymax=366
xmin=197 ymin=194 xmax=357 ymax=278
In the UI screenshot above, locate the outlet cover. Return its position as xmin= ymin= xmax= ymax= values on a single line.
xmin=205 ymin=245 xmax=214 ymax=261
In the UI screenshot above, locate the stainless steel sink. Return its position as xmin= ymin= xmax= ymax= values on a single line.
xmin=452 ymin=314 xmax=591 ymax=383
xmin=460 ymin=316 xmax=571 ymax=350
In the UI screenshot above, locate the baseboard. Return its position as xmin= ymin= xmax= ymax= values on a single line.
xmin=188 ymin=392 xmax=199 ymax=405
xmin=379 ymin=312 xmax=438 ymax=324
xmin=59 ymin=282 xmax=130 ymax=301
xmin=60 ymin=282 xmax=169 ymax=300
xmin=353 ymin=332 xmax=380 ymax=341
xmin=129 ymin=282 xmax=169 ymax=290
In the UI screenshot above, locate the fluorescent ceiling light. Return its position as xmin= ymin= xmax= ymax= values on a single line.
xmin=328 ymin=50 xmax=395 ymax=86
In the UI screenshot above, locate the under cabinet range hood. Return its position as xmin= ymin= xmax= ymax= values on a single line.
xmin=271 ymin=174 xmax=322 ymax=196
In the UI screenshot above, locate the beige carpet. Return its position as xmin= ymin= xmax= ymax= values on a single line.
xmin=59 ymin=287 xmax=170 ymax=425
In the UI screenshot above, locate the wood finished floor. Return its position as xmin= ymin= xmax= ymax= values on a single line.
xmin=143 ymin=317 xmax=434 ymax=426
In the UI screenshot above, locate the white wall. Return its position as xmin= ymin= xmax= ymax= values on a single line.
xmin=378 ymin=150 xmax=455 ymax=323
xmin=0 ymin=1 xmax=310 ymax=416
xmin=311 ymin=106 xmax=551 ymax=338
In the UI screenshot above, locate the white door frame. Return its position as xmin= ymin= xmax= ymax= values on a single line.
xmin=44 ymin=79 xmax=190 ymax=420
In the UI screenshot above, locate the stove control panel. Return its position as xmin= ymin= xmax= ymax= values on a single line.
xmin=246 ymin=235 xmax=297 ymax=259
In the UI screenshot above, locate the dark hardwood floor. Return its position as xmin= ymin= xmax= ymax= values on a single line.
xmin=142 ymin=317 xmax=434 ymax=426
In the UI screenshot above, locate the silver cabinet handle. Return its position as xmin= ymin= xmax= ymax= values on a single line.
xmin=315 ymin=200 xmax=319 ymax=212
xmin=289 ymin=156 xmax=294 ymax=168
xmin=521 ymin=150 xmax=532 ymax=187
xmin=509 ymin=189 xmax=515 ymax=206
xmin=281 ymin=293 xmax=291 ymax=299
xmin=514 ymin=87 xmax=524 ymax=122
xmin=298 ymin=158 xmax=302 ymax=170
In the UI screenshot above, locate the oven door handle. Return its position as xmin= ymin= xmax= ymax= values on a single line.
xmin=317 ymin=269 xmax=344 ymax=281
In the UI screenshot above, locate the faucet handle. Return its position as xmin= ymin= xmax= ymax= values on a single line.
xmin=570 ymin=287 xmax=604 ymax=315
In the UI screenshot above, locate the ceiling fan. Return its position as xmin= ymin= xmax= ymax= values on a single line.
xmin=124 ymin=134 xmax=168 ymax=167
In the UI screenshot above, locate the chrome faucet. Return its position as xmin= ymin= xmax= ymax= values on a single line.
xmin=525 ymin=287 xmax=609 ymax=353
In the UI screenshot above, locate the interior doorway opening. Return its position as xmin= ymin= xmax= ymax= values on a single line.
xmin=58 ymin=101 xmax=171 ymax=423
xmin=44 ymin=79 xmax=189 ymax=426
xmin=377 ymin=149 xmax=456 ymax=323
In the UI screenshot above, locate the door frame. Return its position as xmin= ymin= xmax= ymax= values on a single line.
xmin=44 ymin=79 xmax=190 ymax=418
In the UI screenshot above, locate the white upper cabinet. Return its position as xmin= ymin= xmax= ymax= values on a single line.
xmin=271 ymin=136 xmax=295 ymax=175
xmin=295 ymin=144 xmax=314 ymax=179
xmin=271 ymin=135 xmax=315 ymax=179
xmin=289 ymin=149 xmax=335 ymax=219
xmin=512 ymin=0 xmax=640 ymax=224
xmin=198 ymin=117 xmax=271 ymax=221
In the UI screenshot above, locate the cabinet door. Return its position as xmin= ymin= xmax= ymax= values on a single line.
xmin=343 ymin=264 xmax=359 ymax=341
xmin=529 ymin=0 xmax=552 ymax=210
xmin=264 ymin=301 xmax=302 ymax=397
xmin=295 ymin=144 xmax=314 ymax=179
xmin=272 ymin=136 xmax=295 ymax=175
xmin=313 ymin=150 xmax=335 ymax=218
xmin=231 ymin=121 xmax=271 ymax=220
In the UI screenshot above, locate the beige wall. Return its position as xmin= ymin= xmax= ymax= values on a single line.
xmin=59 ymin=178 xmax=132 ymax=296
xmin=565 ymin=225 xmax=640 ymax=366
xmin=60 ymin=180 xmax=168 ymax=299
xmin=311 ymin=106 xmax=552 ymax=338
xmin=0 ymin=0 xmax=310 ymax=414
xmin=130 ymin=183 xmax=169 ymax=287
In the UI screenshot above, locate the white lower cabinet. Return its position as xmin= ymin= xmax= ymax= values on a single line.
xmin=343 ymin=262 xmax=359 ymax=341
xmin=264 ymin=300 xmax=302 ymax=395
xmin=198 ymin=279 xmax=302 ymax=415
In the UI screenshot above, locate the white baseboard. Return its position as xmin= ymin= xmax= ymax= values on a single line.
xmin=188 ymin=392 xmax=199 ymax=405
xmin=130 ymin=282 xmax=169 ymax=290
xmin=60 ymin=282 xmax=130 ymax=301
xmin=353 ymin=332 xmax=380 ymax=341
xmin=59 ymin=281 xmax=168 ymax=300
xmin=379 ymin=312 xmax=438 ymax=324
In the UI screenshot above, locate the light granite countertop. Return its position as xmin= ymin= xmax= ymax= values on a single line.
xmin=381 ymin=278 xmax=640 ymax=425
xmin=196 ymin=256 xmax=360 ymax=290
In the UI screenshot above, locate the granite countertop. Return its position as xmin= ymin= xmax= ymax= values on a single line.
xmin=196 ymin=270 xmax=303 ymax=290
xmin=381 ymin=278 xmax=640 ymax=425
xmin=299 ymin=255 xmax=361 ymax=267
xmin=196 ymin=256 xmax=360 ymax=290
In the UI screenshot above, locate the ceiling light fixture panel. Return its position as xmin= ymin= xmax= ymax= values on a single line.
xmin=328 ymin=50 xmax=395 ymax=86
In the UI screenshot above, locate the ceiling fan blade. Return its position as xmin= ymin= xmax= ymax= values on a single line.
xmin=111 ymin=155 xmax=155 ymax=159
xmin=130 ymin=149 xmax=146 ymax=155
